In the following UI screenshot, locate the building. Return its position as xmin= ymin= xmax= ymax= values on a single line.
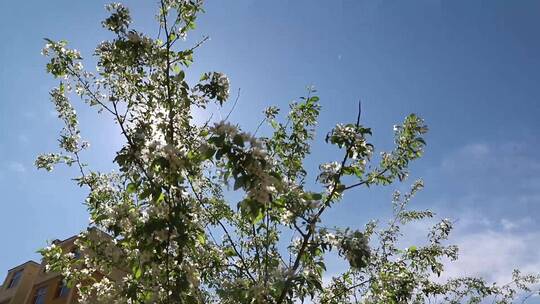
xmin=0 ymin=234 xmax=79 ymax=304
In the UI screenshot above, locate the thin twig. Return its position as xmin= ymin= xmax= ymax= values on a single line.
xmin=224 ymin=88 xmax=241 ymax=121
xmin=186 ymin=175 xmax=257 ymax=284
xmin=253 ymin=118 xmax=266 ymax=137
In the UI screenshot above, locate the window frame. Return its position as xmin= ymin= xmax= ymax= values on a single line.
xmin=54 ymin=279 xmax=70 ymax=298
xmin=33 ymin=286 xmax=48 ymax=304
xmin=7 ymin=269 xmax=23 ymax=289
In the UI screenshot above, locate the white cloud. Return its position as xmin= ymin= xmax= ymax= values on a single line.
xmin=441 ymin=142 xmax=489 ymax=170
xmin=426 ymin=139 xmax=540 ymax=223
xmin=461 ymin=142 xmax=490 ymax=158
xmin=400 ymin=209 xmax=540 ymax=285
xmin=22 ymin=111 xmax=36 ymax=119
xmin=443 ymin=228 xmax=540 ymax=284
xmin=7 ymin=161 xmax=26 ymax=173
xmin=500 ymin=217 xmax=532 ymax=231
xmin=423 ymin=140 xmax=540 ymax=298
xmin=501 ymin=218 xmax=518 ymax=231
xmin=440 ymin=140 xmax=540 ymax=175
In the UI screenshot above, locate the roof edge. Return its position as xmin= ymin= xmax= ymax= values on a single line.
xmin=7 ymin=260 xmax=40 ymax=273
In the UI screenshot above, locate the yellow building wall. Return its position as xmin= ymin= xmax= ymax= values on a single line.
xmin=1 ymin=229 xmax=118 ymax=304
xmin=0 ymin=261 xmax=41 ymax=304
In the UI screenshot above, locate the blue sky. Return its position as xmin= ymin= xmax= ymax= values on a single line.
xmin=1 ymin=0 xmax=539 ymax=294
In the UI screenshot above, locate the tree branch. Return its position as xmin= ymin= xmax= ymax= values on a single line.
xmin=186 ymin=175 xmax=257 ymax=284
xmin=276 ymin=100 xmax=363 ymax=303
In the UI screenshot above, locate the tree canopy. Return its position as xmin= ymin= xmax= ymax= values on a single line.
xmin=37 ymin=1 xmax=539 ymax=303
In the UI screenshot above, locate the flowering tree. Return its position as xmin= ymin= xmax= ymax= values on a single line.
xmin=37 ymin=1 xmax=539 ymax=303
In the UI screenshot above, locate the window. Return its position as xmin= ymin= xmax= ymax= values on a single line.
xmin=54 ymin=280 xmax=70 ymax=298
xmin=33 ymin=286 xmax=47 ymax=304
xmin=7 ymin=270 xmax=23 ymax=288
xmin=70 ymin=247 xmax=81 ymax=259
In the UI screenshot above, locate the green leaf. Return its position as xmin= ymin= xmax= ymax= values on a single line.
xmin=239 ymin=199 xmax=264 ymax=223
xmin=154 ymin=191 xmax=165 ymax=203
xmin=233 ymin=175 xmax=245 ymax=190
xmin=310 ymin=192 xmax=323 ymax=200
xmin=197 ymin=233 xmax=206 ymax=245
xmin=202 ymin=147 xmax=216 ymax=160
xmin=126 ymin=182 xmax=138 ymax=194
xmin=233 ymin=134 xmax=244 ymax=147
xmin=133 ymin=265 xmax=142 ymax=279
xmin=224 ymin=247 xmax=235 ymax=257
xmin=139 ymin=188 xmax=151 ymax=200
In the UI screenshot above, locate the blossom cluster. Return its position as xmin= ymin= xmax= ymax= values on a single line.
xmin=195 ymin=72 xmax=230 ymax=104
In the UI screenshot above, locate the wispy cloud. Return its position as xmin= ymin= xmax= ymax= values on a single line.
xmin=22 ymin=111 xmax=36 ymax=119
xmin=6 ymin=161 xmax=26 ymax=173
xmin=18 ymin=134 xmax=29 ymax=144
xmin=440 ymin=214 xmax=540 ymax=284
xmin=398 ymin=209 xmax=540 ymax=301
xmin=500 ymin=217 xmax=532 ymax=231
xmin=424 ymin=139 xmax=540 ymax=223
xmin=416 ymin=139 xmax=540 ymax=286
